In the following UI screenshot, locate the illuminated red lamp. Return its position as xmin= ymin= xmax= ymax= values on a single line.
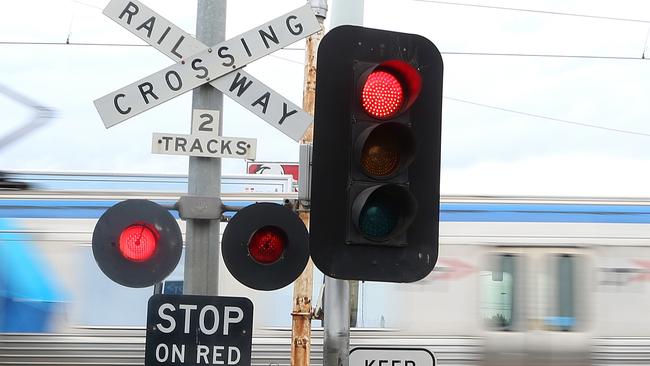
xmin=248 ymin=226 xmax=286 ymax=264
xmin=118 ymin=224 xmax=159 ymax=262
xmin=361 ymin=70 xmax=405 ymax=119
xmin=359 ymin=60 xmax=422 ymax=120
xmin=221 ymin=202 xmax=309 ymax=291
xmin=92 ymin=199 xmax=183 ymax=288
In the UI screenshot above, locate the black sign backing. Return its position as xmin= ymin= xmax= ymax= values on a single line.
xmin=145 ymin=294 xmax=253 ymax=366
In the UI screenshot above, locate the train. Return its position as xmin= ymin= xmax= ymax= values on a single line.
xmin=1 ymin=171 xmax=650 ymax=366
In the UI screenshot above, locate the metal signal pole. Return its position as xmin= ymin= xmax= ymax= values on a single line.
xmin=323 ymin=3 xmax=364 ymax=366
xmin=291 ymin=1 xmax=326 ymax=365
xmin=184 ymin=0 xmax=226 ymax=296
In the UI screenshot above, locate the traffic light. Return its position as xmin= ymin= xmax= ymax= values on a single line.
xmin=92 ymin=199 xmax=182 ymax=288
xmin=222 ymin=202 xmax=309 ymax=291
xmin=310 ymin=25 xmax=443 ymax=282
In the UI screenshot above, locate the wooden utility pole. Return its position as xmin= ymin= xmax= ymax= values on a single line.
xmin=291 ymin=1 xmax=326 ymax=365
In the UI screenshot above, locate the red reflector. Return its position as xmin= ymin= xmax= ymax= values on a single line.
xmin=118 ymin=224 xmax=158 ymax=262
xmin=248 ymin=226 xmax=287 ymax=264
xmin=361 ymin=70 xmax=404 ymax=119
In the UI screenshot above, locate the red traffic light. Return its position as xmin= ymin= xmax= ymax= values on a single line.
xmin=92 ymin=200 xmax=182 ymax=288
xmin=359 ymin=60 xmax=422 ymax=120
xmin=361 ymin=70 xmax=405 ymax=119
xmin=222 ymin=203 xmax=308 ymax=291
xmin=311 ymin=25 xmax=442 ymax=282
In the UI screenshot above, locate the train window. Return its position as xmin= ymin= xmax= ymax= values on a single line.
xmin=163 ymin=280 xmax=184 ymax=295
xmin=480 ymin=254 xmax=516 ymax=330
xmin=545 ymin=254 xmax=576 ymax=331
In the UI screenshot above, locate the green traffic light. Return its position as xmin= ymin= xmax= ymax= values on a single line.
xmin=359 ymin=196 xmax=399 ymax=239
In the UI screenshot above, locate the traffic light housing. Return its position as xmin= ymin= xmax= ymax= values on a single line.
xmin=92 ymin=199 xmax=182 ymax=288
xmin=222 ymin=202 xmax=309 ymax=291
xmin=310 ymin=25 xmax=443 ymax=282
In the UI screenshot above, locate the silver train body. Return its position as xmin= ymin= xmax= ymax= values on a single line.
xmin=1 ymin=172 xmax=650 ymax=365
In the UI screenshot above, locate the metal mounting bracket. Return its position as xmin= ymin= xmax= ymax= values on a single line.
xmin=176 ymin=195 xmax=222 ymax=220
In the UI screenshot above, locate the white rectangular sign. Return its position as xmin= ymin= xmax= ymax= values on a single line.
xmin=350 ymin=348 xmax=436 ymax=366
xmin=145 ymin=295 xmax=253 ymax=366
xmin=191 ymin=109 xmax=221 ymax=135
xmin=94 ymin=2 xmax=319 ymax=134
xmin=152 ymin=132 xmax=257 ymax=159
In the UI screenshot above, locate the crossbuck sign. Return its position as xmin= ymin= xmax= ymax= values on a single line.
xmin=94 ymin=0 xmax=319 ymax=142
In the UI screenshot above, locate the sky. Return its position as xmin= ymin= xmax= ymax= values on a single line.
xmin=1 ymin=0 xmax=650 ymax=197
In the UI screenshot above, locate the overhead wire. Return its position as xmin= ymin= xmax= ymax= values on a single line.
xmin=411 ymin=0 xmax=650 ymax=24
xmin=0 ymin=39 xmax=646 ymax=137
xmin=70 ymin=0 xmax=103 ymax=11
xmin=8 ymin=0 xmax=650 ymax=59
xmin=0 ymin=41 xmax=150 ymax=47
xmin=445 ymin=97 xmax=650 ymax=138
xmin=5 ymin=1 xmax=649 ymax=138
xmin=71 ymin=0 xmax=650 ymax=24
xmin=1 ymin=41 xmax=648 ymax=61
xmin=442 ymin=51 xmax=647 ymax=61
xmin=0 ymin=41 xmax=308 ymax=51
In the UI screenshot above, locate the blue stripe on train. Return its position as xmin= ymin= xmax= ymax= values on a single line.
xmin=1 ymin=200 xmax=650 ymax=223
xmin=442 ymin=203 xmax=650 ymax=223
xmin=0 ymin=200 xmax=277 ymax=220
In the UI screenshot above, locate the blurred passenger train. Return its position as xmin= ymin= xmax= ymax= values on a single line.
xmin=1 ymin=171 xmax=650 ymax=366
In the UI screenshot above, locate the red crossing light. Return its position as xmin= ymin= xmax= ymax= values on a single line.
xmin=222 ymin=202 xmax=309 ymax=291
xmin=118 ymin=224 xmax=159 ymax=262
xmin=248 ymin=226 xmax=287 ymax=264
xmin=92 ymin=200 xmax=183 ymax=288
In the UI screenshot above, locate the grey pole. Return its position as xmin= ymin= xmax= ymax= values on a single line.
xmin=324 ymin=277 xmax=351 ymax=366
xmin=324 ymin=2 xmax=364 ymax=366
xmin=183 ymin=0 xmax=226 ymax=296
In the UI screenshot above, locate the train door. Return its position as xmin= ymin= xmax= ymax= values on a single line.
xmin=481 ymin=247 xmax=591 ymax=366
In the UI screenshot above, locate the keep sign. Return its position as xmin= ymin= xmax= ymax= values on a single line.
xmin=350 ymin=348 xmax=436 ymax=366
xmin=146 ymin=294 xmax=253 ymax=366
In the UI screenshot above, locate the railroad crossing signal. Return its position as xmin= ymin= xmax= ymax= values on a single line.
xmin=90 ymin=0 xmax=319 ymax=291
xmin=92 ymin=199 xmax=182 ymax=288
xmin=310 ymin=25 xmax=444 ymax=282
xmin=221 ymin=203 xmax=309 ymax=291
